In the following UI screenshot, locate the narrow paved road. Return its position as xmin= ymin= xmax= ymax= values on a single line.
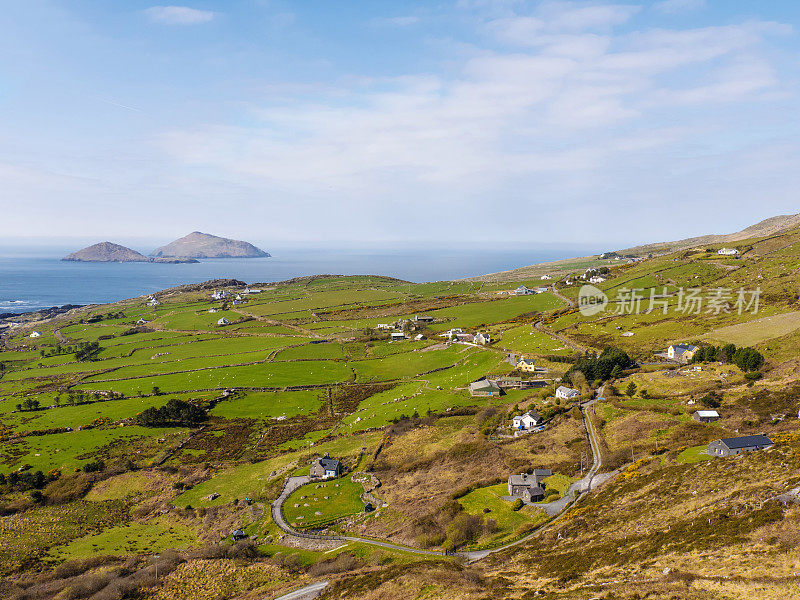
xmin=272 ymin=580 xmax=329 ymax=600
xmin=551 ymin=284 xmax=575 ymax=307
xmin=269 ymin=396 xmax=606 ymax=563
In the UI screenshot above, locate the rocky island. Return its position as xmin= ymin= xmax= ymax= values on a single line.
xmin=62 ymin=242 xmax=198 ymax=263
xmin=149 ymin=231 xmax=270 ymax=259
xmin=62 ymin=242 xmax=150 ymax=262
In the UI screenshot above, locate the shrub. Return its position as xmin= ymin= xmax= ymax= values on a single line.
xmin=511 ymin=498 xmax=524 ymax=511
xmin=445 ymin=513 xmax=484 ymax=549
xmin=136 ymin=399 xmax=207 ymax=427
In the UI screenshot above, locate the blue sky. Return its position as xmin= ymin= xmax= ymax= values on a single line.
xmin=2 ymin=0 xmax=800 ymax=248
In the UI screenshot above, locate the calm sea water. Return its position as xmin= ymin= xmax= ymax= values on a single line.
xmin=0 ymin=245 xmax=599 ymax=314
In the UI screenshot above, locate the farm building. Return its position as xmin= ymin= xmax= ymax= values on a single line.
xmin=310 ymin=454 xmax=342 ymax=479
xmin=414 ymin=314 xmax=435 ymax=323
xmin=717 ymin=248 xmax=739 ymax=256
xmin=390 ymin=332 xmax=406 ymax=341
xmin=469 ymin=379 xmax=501 ymax=397
xmin=512 ymin=410 xmax=543 ymax=430
xmin=217 ymin=317 xmax=230 ymax=326
xmin=693 ymin=410 xmax=720 ymax=422
xmin=707 ymin=435 xmax=773 ymax=457
xmin=29 ymin=331 xmax=41 ymax=338
xmin=667 ymin=344 xmax=698 ymax=363
xmin=555 ymin=386 xmax=580 ymax=400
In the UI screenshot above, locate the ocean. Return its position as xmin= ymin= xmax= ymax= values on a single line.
xmin=0 ymin=244 xmax=599 ymax=314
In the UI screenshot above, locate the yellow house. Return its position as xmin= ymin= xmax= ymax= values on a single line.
xmin=516 ymin=357 xmax=536 ymax=372
xmin=667 ymin=344 xmax=698 ymax=363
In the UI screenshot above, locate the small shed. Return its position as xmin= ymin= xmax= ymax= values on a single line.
xmin=693 ymin=410 xmax=720 ymax=422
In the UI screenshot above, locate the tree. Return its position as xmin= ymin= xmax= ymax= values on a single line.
xmin=625 ymin=382 xmax=637 ymax=398
xmin=733 ymin=347 xmax=764 ymax=373
xmin=152 ymin=386 xmax=161 ymax=396
xmin=137 ymin=399 xmax=207 ymax=427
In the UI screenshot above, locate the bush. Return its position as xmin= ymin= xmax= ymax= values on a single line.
xmin=137 ymin=399 xmax=207 ymax=427
xmin=82 ymin=460 xmax=105 ymax=473
xmin=511 ymin=498 xmax=524 ymax=511
xmin=445 ymin=513 xmax=484 ymax=549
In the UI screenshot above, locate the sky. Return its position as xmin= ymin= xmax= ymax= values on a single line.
xmin=1 ymin=0 xmax=800 ymax=249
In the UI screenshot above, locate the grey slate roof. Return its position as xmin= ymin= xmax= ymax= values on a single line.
xmin=318 ymin=458 xmax=341 ymax=471
xmin=508 ymin=473 xmax=539 ymax=486
xmin=719 ymin=434 xmax=773 ymax=449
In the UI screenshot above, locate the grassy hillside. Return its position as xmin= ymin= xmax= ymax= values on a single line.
xmin=1 ymin=228 xmax=800 ymax=599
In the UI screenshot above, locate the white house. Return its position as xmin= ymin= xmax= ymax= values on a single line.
xmin=555 ymin=386 xmax=580 ymax=400
xmin=148 ymin=298 xmax=160 ymax=307
xmin=414 ymin=334 xmax=425 ymax=341
xmin=536 ymin=287 xmax=549 ymax=293
xmin=717 ymin=248 xmax=739 ymax=256
xmin=668 ymin=344 xmax=698 ymax=363
xmin=217 ymin=317 xmax=230 ymax=326
xmin=474 ymin=332 xmax=491 ymax=345
xmin=208 ymin=308 xmax=218 ymax=313
xmin=515 ymin=285 xmax=536 ymax=296
xmin=540 ymin=275 xmax=552 ymax=280
xmin=29 ymin=331 xmax=41 ymax=338
xmin=512 ymin=410 xmax=543 ymax=430
xmin=589 ymin=276 xmax=607 ymax=284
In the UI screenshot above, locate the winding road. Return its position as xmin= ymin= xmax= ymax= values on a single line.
xmin=269 ymin=397 xmax=607 ymax=563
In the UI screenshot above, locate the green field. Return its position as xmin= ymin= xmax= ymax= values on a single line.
xmin=283 ymin=475 xmax=365 ymax=529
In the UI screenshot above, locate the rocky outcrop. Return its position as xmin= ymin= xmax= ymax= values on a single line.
xmin=150 ymin=232 xmax=270 ymax=259
xmin=62 ymin=242 xmax=150 ymax=262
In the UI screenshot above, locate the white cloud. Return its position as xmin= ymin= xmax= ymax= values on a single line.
xmin=157 ymin=18 xmax=786 ymax=194
xmin=372 ymin=16 xmax=420 ymax=27
xmin=144 ymin=6 xmax=215 ymax=25
xmin=537 ymin=2 xmax=641 ymax=31
xmin=653 ymin=0 xmax=706 ymax=15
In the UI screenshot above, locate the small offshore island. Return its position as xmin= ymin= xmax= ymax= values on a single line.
xmin=62 ymin=232 xmax=270 ymax=263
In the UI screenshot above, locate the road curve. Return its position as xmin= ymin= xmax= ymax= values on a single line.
xmin=271 ymin=580 xmax=329 ymax=600
xmin=269 ymin=398 xmax=605 ymax=563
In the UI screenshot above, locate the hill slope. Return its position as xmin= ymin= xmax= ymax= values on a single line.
xmin=150 ymin=231 xmax=270 ymax=259
xmin=619 ymin=212 xmax=800 ymax=257
xmin=62 ymin=242 xmax=149 ymax=262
